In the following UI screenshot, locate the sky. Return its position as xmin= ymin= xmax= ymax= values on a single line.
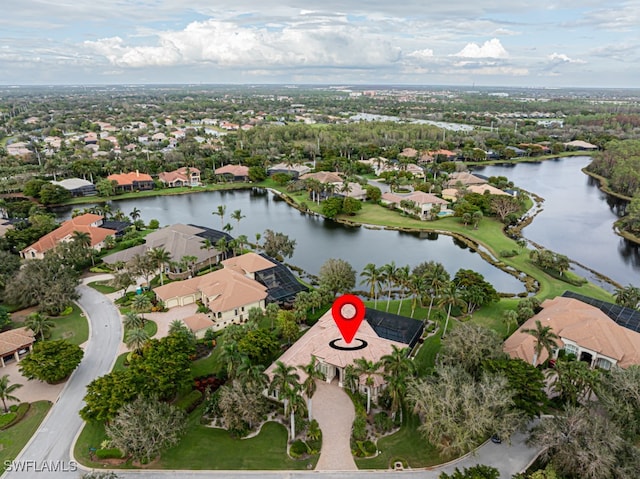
xmin=1 ymin=0 xmax=638 ymax=88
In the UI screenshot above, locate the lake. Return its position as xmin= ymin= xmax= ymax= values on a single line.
xmin=56 ymin=189 xmax=525 ymax=294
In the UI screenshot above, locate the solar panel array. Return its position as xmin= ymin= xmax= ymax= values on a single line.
xmin=561 ymin=290 xmax=640 ymax=333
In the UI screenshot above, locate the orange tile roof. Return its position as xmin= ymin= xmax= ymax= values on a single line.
xmin=504 ymin=297 xmax=640 ymax=368
xmin=221 ymin=252 xmax=275 ymax=275
xmin=299 ymin=171 xmax=343 ymax=184
xmin=22 ymin=213 xmax=116 ymax=255
xmin=0 ymin=327 xmax=35 ymax=356
xmin=107 ymin=171 xmax=153 ymax=186
xmin=214 ymin=165 xmax=249 ymax=177
xmin=182 ymin=313 xmax=215 ymax=332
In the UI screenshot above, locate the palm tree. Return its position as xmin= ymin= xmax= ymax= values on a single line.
xmin=502 ymin=310 xmax=518 ymax=336
xmin=269 ymin=360 xmax=300 ymax=416
xmin=219 ymin=340 xmax=244 ymax=379
xmin=131 ymin=294 xmax=152 ymax=320
xmin=25 ymin=312 xmax=55 ymax=341
xmin=522 ymin=319 xmax=559 ymax=367
xmin=298 ymin=355 xmax=326 ymax=421
xmin=124 ymin=327 xmax=149 ymax=353
xmin=343 ymin=365 xmax=358 ymax=393
xmin=353 ymin=357 xmax=381 ymax=414
xmin=407 ymin=274 xmax=425 ymax=318
xmin=381 ymin=261 xmax=397 ymax=312
xmin=0 ymin=374 xmax=22 ymax=413
xmin=181 ymin=255 xmax=198 ymax=277
xmin=215 ymin=237 xmax=229 ymax=261
xmin=231 ymin=209 xmax=245 ymax=230
xmin=381 ymin=345 xmax=414 ymax=422
xmin=72 ymin=230 xmax=91 ymax=248
xmin=437 ymin=283 xmax=465 ymax=339
xmin=122 ymin=312 xmax=144 ymax=331
xmin=129 ymin=207 xmax=141 ymax=222
xmin=200 ymin=239 xmax=214 ymax=271
xmin=360 ymin=263 xmax=382 ymax=308
xmin=284 ymin=381 xmax=305 ymax=440
xmin=423 ymin=262 xmax=450 ymax=322
xmin=148 ymin=247 xmax=171 ymax=286
xmin=213 ymin=205 xmax=227 ymax=230
xmin=237 ymin=359 xmax=268 ymax=390
xmin=395 ymin=265 xmax=410 ymax=315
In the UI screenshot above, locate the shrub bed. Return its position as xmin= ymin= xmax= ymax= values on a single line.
xmin=95 ymin=448 xmax=123 ymax=459
xmin=176 ymin=389 xmax=204 ymax=414
xmin=289 ymin=440 xmax=309 ymax=458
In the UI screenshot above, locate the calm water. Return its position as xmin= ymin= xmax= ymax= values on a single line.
xmin=473 ymin=156 xmax=640 ymax=288
xmin=56 ymin=189 xmax=525 ymax=294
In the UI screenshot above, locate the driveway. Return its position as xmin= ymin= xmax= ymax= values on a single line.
xmin=2 ymin=285 xmax=123 ymax=479
xmin=313 ymin=381 xmax=357 ymax=471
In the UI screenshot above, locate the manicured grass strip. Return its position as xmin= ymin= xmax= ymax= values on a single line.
xmin=190 ymin=348 xmax=221 ymax=379
xmin=0 ymin=401 xmax=52 ymax=474
xmin=159 ymin=419 xmax=313 ymax=470
xmin=355 ymin=413 xmax=449 ymax=469
xmin=48 ymin=303 xmax=89 ymax=345
xmin=143 ymin=319 xmax=157 ymax=338
xmin=87 ymin=281 xmax=118 ymax=294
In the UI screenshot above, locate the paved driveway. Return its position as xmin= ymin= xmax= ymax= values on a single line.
xmin=2 ymin=285 xmax=123 ymax=479
xmin=313 ymin=381 xmax=357 ymax=471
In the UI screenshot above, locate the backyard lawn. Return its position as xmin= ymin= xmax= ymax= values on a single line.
xmin=47 ymin=303 xmax=89 ymax=345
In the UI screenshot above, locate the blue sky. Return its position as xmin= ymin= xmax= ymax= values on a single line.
xmin=1 ymin=0 xmax=638 ymax=87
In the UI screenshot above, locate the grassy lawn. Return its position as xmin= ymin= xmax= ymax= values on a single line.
xmin=76 ymin=411 xmax=315 ymax=470
xmin=87 ymin=280 xmax=118 ymax=294
xmin=190 ymin=348 xmax=222 ymax=378
xmin=159 ymin=415 xmax=314 ymax=470
xmin=0 ymin=401 xmax=52 ymax=474
xmin=143 ymin=319 xmax=158 ymax=337
xmin=48 ymin=303 xmax=89 ymax=345
xmin=356 ymin=413 xmax=449 ymax=470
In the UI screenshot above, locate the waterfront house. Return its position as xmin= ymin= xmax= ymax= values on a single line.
xmin=159 ymin=167 xmax=201 ymax=187
xmin=107 ymin=171 xmax=154 ymax=192
xmin=215 ymin=164 xmax=249 ymax=182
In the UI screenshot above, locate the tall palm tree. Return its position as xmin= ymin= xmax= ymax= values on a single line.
xmin=522 ymin=319 xmax=559 ymax=367
xmin=381 ymin=345 xmax=414 ymax=422
xmin=122 ymin=311 xmax=144 ymax=331
xmin=237 ymin=359 xmax=268 ymax=391
xmin=423 ymin=263 xmax=450 ymax=322
xmin=343 ymin=365 xmax=358 ymax=393
xmin=269 ymin=360 xmax=301 ymax=416
xmin=231 ymin=209 xmax=245 ymax=230
xmin=0 ymin=374 xmax=22 ymax=413
xmin=213 ymin=205 xmax=227 ymax=230
xmin=284 ymin=382 xmax=305 ymax=440
xmin=298 ymin=355 xmax=326 ymax=421
xmin=131 ymin=294 xmax=152 ymax=320
xmin=353 ymin=357 xmax=381 ymax=414
xmin=437 ymin=283 xmax=465 ymax=339
xmin=360 ymin=263 xmax=382 ymax=308
xmin=148 ymin=247 xmax=171 ymax=286
xmin=124 ymin=327 xmax=149 ymax=353
xmin=407 ymin=274 xmax=425 ymax=318
xmin=395 ymin=265 xmax=410 ymax=315
xmin=381 ymin=261 xmax=397 ymax=312
xmin=129 ymin=207 xmax=141 ymax=222
xmin=25 ymin=312 xmax=55 ymax=341
xmin=200 ymin=238 xmax=214 ymax=271
xmin=502 ymin=310 xmax=518 ymax=336
xmin=220 ymin=340 xmax=244 ymax=379
xmin=215 ymin=237 xmax=229 ymax=261
xmin=71 ymin=230 xmax=91 ymax=248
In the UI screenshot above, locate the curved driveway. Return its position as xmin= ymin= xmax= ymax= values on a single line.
xmin=2 ymin=285 xmax=122 ymax=479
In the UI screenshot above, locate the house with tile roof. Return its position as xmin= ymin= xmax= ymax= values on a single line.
xmin=107 ymin=171 xmax=154 ymax=192
xmin=158 ymin=167 xmax=201 ymax=187
xmin=265 ymin=308 xmax=421 ymax=400
xmin=381 ymin=191 xmax=449 ymax=220
xmin=20 ymin=213 xmax=116 ymax=260
xmin=154 ymin=268 xmax=268 ymax=328
xmin=504 ymin=296 xmax=640 ymax=370
xmin=181 ymin=313 xmax=216 ymax=338
xmin=214 ymin=164 xmax=249 ymax=182
xmin=267 ymin=163 xmax=311 ymax=179
xmin=445 ymin=171 xmax=487 ymax=188
xmin=0 ymin=327 xmax=35 ymax=367
xmin=299 ymin=171 xmax=343 ymax=184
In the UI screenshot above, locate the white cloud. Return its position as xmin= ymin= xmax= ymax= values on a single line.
xmin=85 ymin=19 xmax=401 ymax=69
xmin=548 ymin=52 xmax=586 ymax=64
xmin=405 ymin=48 xmax=435 ymax=62
xmin=452 ymin=38 xmax=509 ymax=58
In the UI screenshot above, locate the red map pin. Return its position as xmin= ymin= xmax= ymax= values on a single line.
xmin=331 ymin=294 xmax=366 ymax=344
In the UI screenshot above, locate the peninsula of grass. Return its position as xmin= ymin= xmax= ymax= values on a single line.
xmin=0 ymin=401 xmax=52 ymax=474
xmin=48 ymin=303 xmax=89 ymax=345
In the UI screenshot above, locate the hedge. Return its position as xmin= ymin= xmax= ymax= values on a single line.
xmin=95 ymin=448 xmax=123 ymax=459
xmin=0 ymin=403 xmax=30 ymax=430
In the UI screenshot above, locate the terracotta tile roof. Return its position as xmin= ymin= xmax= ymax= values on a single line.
xmin=107 ymin=171 xmax=153 ymax=186
xmin=466 ymin=184 xmax=510 ymax=196
xmin=299 ymin=171 xmax=343 ymax=184
xmin=22 ymin=213 xmax=116 ymax=255
xmin=446 ymin=172 xmax=487 ymax=186
xmin=159 ymin=167 xmax=201 ymax=184
xmin=0 ymin=327 xmax=35 ymax=356
xmin=214 ymin=165 xmax=249 ymax=177
xmin=154 ymin=268 xmax=267 ymax=313
xmin=265 ymin=310 xmax=405 ymax=384
xmin=222 ymin=252 xmax=275 ymax=275
xmin=382 ymin=191 xmax=447 ymax=206
xmin=182 ymin=313 xmax=215 ymax=332
xmin=504 ymin=297 xmax=640 ymax=368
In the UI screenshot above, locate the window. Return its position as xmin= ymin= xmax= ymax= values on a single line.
xmin=564 ymin=344 xmax=578 ymax=356
xmin=596 ymin=357 xmax=612 ymax=370
xmin=234 ymin=309 xmax=238 ymax=316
